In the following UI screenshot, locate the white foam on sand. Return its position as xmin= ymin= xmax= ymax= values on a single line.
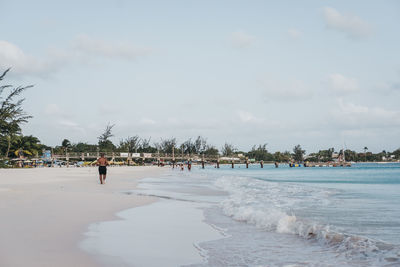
xmin=80 ymin=199 xmax=224 ymax=267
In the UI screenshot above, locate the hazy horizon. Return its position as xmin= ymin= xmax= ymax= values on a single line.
xmin=1 ymin=0 xmax=399 ymax=153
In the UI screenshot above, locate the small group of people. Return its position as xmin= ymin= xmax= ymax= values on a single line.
xmin=173 ymin=160 xmax=192 ymax=171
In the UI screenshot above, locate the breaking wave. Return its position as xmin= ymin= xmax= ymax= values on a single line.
xmin=214 ymin=175 xmax=400 ymax=264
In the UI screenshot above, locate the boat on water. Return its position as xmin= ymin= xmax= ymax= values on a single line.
xmin=304 ymin=162 xmax=351 ymax=167
xmin=304 ymin=149 xmax=351 ymax=167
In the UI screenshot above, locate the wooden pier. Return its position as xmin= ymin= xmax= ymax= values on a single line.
xmin=51 ymin=151 xmax=224 ymax=166
xmin=48 ymin=151 xmax=351 ymax=168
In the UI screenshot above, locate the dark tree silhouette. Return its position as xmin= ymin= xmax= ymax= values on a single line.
xmin=0 ymin=68 xmax=33 ymax=158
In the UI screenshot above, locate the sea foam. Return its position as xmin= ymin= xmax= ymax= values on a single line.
xmin=214 ymin=175 xmax=400 ymax=263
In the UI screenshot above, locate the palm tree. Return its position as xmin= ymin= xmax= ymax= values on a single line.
xmin=292 ymin=144 xmax=305 ymax=162
xmin=61 ymin=139 xmax=71 ymax=154
xmin=0 ymin=68 xmax=33 ymax=158
xmin=62 ymin=139 xmax=71 ymax=149
xmin=11 ymin=135 xmax=41 ymax=158
xmin=364 ymin=146 xmax=368 ymax=162
xmin=4 ymin=121 xmax=20 ymax=158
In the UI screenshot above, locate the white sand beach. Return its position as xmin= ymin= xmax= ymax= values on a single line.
xmin=4 ymin=164 xmax=397 ymax=267
xmin=0 ymin=166 xmax=166 ymax=267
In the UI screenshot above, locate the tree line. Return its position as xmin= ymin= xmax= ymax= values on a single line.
xmin=1 ymin=68 xmax=400 ymax=163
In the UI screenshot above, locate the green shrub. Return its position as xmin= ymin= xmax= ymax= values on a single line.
xmin=0 ymin=159 xmax=11 ymax=168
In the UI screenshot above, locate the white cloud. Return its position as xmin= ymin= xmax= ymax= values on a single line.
xmin=230 ymin=31 xmax=255 ymax=48
xmin=375 ymin=81 xmax=400 ymax=93
xmin=337 ymin=99 xmax=368 ymax=114
xmin=72 ymin=34 xmax=152 ymax=60
xmin=0 ymin=35 xmax=153 ymax=77
xmin=0 ymin=40 xmax=60 ymax=76
xmin=237 ymin=110 xmax=264 ymax=123
xmin=322 ymin=7 xmax=372 ymax=39
xmin=327 ymin=73 xmax=359 ymax=92
xmin=331 ymin=99 xmax=400 ymax=129
xmin=287 ymin=28 xmax=303 ymax=39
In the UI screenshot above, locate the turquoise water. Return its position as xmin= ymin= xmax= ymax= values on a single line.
xmin=174 ymin=163 xmax=400 ymax=266
xmin=211 ymin=163 xmax=400 ymax=245
xmin=244 ymin=163 xmax=400 ymax=184
xmin=84 ymin=163 xmax=400 ymax=266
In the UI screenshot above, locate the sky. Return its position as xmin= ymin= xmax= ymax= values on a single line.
xmin=1 ymin=0 xmax=400 ymax=153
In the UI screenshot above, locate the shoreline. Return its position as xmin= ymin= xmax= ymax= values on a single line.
xmin=80 ymin=199 xmax=224 ymax=267
xmin=80 ymin=168 xmax=226 ymax=267
xmin=0 ymin=166 xmax=167 ymax=267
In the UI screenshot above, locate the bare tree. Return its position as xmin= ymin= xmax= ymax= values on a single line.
xmin=139 ymin=137 xmax=153 ymax=152
xmin=182 ymin=138 xmax=196 ymax=154
xmin=120 ymin=135 xmax=140 ymax=153
xmin=204 ymin=145 xmax=219 ymax=156
xmin=98 ymin=123 xmax=115 ymax=151
xmin=158 ymin=137 xmax=177 ymax=154
xmin=221 ymin=142 xmax=236 ymax=156
xmin=194 ymin=136 xmax=207 ymax=154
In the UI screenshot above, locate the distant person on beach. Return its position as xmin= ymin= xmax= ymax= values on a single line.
xmin=97 ymin=153 xmax=109 ymax=184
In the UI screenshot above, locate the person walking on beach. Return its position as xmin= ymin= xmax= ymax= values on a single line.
xmin=97 ymin=153 xmax=109 ymax=184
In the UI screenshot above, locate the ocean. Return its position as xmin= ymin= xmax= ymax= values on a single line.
xmin=81 ymin=163 xmax=400 ymax=267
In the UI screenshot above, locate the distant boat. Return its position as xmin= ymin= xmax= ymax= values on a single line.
xmin=304 ymin=149 xmax=351 ymax=167
xmin=339 ymin=146 xmax=351 ymax=167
